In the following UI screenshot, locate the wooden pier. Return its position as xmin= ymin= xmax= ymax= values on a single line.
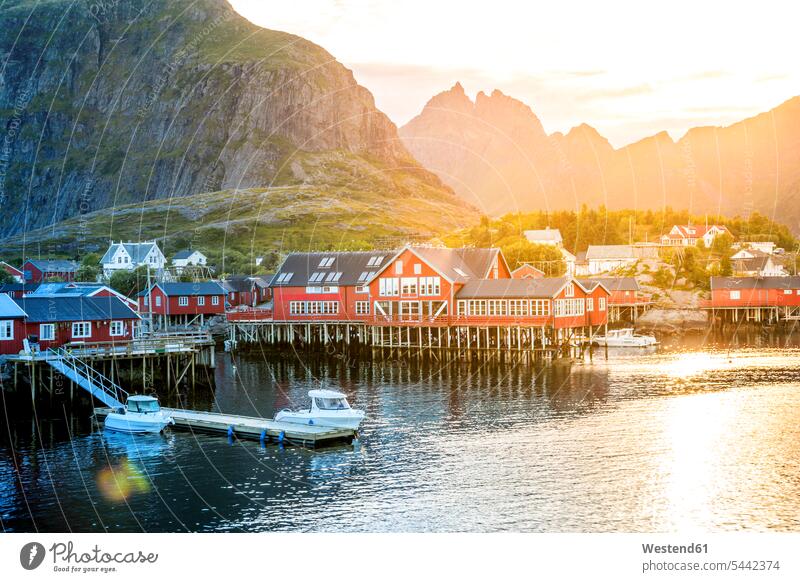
xmin=93 ymin=407 xmax=356 ymax=447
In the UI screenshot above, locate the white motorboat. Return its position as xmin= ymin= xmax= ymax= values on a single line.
xmin=591 ymin=328 xmax=657 ymax=348
xmin=274 ymin=389 xmax=365 ymax=430
xmin=104 ymin=395 xmax=175 ymax=434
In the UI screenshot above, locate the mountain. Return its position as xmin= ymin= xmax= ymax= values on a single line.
xmin=400 ymin=84 xmax=800 ymax=231
xmin=0 ymin=0 xmax=474 ymax=246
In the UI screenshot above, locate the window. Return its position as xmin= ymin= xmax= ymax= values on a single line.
xmin=275 ymin=272 xmax=294 ymax=284
xmin=599 ymin=298 xmax=606 ymax=311
xmin=212 ymin=295 xmax=219 ymax=305
xmin=784 ymin=289 xmax=792 ymax=295
xmin=367 ymin=255 xmax=385 ymax=267
xmin=289 ymin=301 xmax=339 ymax=315
xmin=565 ymin=283 xmax=575 ymax=297
xmin=509 ymin=299 xmax=528 ymax=316
xmin=178 ymin=296 xmax=189 ymax=306
xmin=399 ymin=301 xmax=421 ymax=319
xmin=355 ymin=301 xmax=370 ymax=315
xmin=197 ymin=296 xmax=205 ymax=306
xmin=72 ymin=321 xmax=91 ymax=339
xmin=531 ymin=300 xmax=550 ymax=316
xmin=587 ymin=298 xmax=594 ymax=312
xmin=40 ymin=323 xmax=55 ymax=341
xmin=401 ymin=277 xmax=418 ymax=296
xmin=325 ymin=272 xmax=342 ymax=282
xmin=413 ymin=263 xmax=422 ymax=275
xmin=355 ymin=285 xmax=369 ymax=294
xmin=0 ymin=320 xmax=14 ymax=340
xmin=419 ymin=276 xmax=441 ymax=296
xmin=318 ymin=257 xmax=335 ymax=268
xmin=379 ymin=278 xmax=399 ymax=297
xmin=110 ymin=321 xmax=124 ymax=337
xmin=469 ymin=300 xmax=487 ymax=316
xmin=395 ymin=261 xmax=403 ymax=275
xmin=488 ymin=300 xmax=507 ymax=316
xmin=358 ymin=272 xmax=369 ymax=282
xmin=457 ymin=300 xmax=467 ymax=316
xmin=117 ymin=256 xmax=122 ymax=264
xmin=155 ymin=295 xmax=162 ymax=307
xmin=143 ymin=296 xmax=149 ymax=306
xmin=730 ymin=290 xmax=741 ymax=300
xmin=309 ymin=272 xmax=325 ymax=283
xmin=554 ymin=299 xmax=584 ymax=317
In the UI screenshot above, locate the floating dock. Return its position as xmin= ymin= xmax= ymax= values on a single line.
xmin=93 ymin=407 xmax=357 ymax=448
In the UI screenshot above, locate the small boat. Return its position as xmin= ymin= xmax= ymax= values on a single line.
xmin=591 ymin=328 xmax=657 ymax=348
xmin=104 ymin=395 xmax=175 ymax=434
xmin=274 ymin=389 xmax=365 ymax=430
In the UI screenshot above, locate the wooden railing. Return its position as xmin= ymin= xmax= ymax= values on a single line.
xmin=226 ymin=308 xmax=273 ymax=322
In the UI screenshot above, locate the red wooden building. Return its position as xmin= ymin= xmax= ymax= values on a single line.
xmin=21 ymin=259 xmax=79 ymax=283
xmin=366 ymin=246 xmax=511 ymax=322
xmin=511 ymin=263 xmax=545 ymax=279
xmin=578 ymin=277 xmax=650 ymax=322
xmin=271 ymin=250 xmax=397 ymax=322
xmin=0 ymin=295 xmax=140 ymax=355
xmin=0 ymin=294 xmax=28 ymax=354
xmin=1 ymin=261 xmax=24 ymax=283
xmin=138 ymin=282 xmax=227 ymax=327
xmin=0 ymin=282 xmax=41 ymax=298
xmin=704 ymin=276 xmax=800 ymax=323
xmin=222 ymin=275 xmax=273 ymax=308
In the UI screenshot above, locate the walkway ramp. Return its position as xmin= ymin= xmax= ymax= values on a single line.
xmin=45 ymin=348 xmax=128 ymax=409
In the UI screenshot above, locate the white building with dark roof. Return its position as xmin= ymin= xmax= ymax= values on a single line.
xmin=100 ymin=241 xmax=166 ymax=277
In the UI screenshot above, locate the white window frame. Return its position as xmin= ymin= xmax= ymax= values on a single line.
xmin=413 ymin=263 xmax=422 ymax=275
xmin=39 ymin=323 xmax=55 ymax=341
xmin=0 ymin=320 xmax=14 ymax=340
xmin=212 ymin=295 xmax=220 ymax=305
xmin=355 ymin=301 xmax=370 ymax=315
xmin=395 ymin=261 xmax=403 ymax=275
xmin=587 ymin=298 xmax=594 ymax=312
xmin=197 ymin=296 xmax=205 ymax=306
xmin=110 ymin=321 xmax=125 ymax=337
xmin=178 ymin=296 xmax=189 ymax=306
xmin=599 ymin=297 xmax=606 ymax=311
xmin=730 ymin=290 xmax=741 ymax=300
xmin=155 ymin=295 xmax=162 ymax=307
xmin=72 ymin=321 xmax=91 ymax=339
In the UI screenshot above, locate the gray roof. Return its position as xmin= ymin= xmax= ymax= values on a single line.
xmin=0 ymin=294 xmax=27 ymax=318
xmin=456 ymin=277 xmax=570 ymax=299
xmin=272 ymin=250 xmax=397 ymax=287
xmin=100 ymin=242 xmax=160 ymax=264
xmin=711 ymin=276 xmax=800 ymax=290
xmin=585 ymin=245 xmax=637 ymax=260
xmin=28 ymin=282 xmax=105 ymax=296
xmin=14 ymin=296 xmax=139 ymax=322
xmin=411 ymin=247 xmax=502 ymax=283
xmin=578 ymin=277 xmax=640 ymax=292
xmin=137 ymin=282 xmax=226 ymax=297
xmin=172 ymin=249 xmax=200 ymax=260
xmin=24 ymin=259 xmax=79 ymax=272
xmin=523 ymin=228 xmax=563 ymax=244
xmin=221 ymin=276 xmax=254 ymax=293
xmin=732 ymin=256 xmax=772 ymax=272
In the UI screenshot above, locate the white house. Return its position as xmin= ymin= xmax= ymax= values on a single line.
xmin=585 ymin=245 xmax=638 ymax=275
xmin=523 ymin=228 xmax=575 ymax=276
xmin=100 ymin=241 xmax=166 ymax=277
xmin=172 ymin=250 xmax=207 ymax=273
xmin=661 ymin=224 xmax=731 ymax=247
xmin=523 ymin=227 xmax=563 ymax=246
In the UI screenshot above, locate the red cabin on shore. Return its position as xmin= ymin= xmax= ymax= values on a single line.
xmin=21 ymin=259 xmax=79 ymax=283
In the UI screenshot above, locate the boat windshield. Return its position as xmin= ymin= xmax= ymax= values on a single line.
xmin=315 ymin=397 xmax=349 ymax=410
xmin=128 ymin=400 xmax=160 ymax=413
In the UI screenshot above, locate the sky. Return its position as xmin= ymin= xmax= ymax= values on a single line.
xmin=229 ymin=0 xmax=799 ymax=148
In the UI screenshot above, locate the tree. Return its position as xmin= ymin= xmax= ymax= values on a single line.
xmin=0 ymin=269 xmax=14 ymax=284
xmin=75 ymin=252 xmax=102 ymax=282
xmin=502 ymin=240 xmax=566 ymax=276
xmin=109 ymin=265 xmax=149 ymax=297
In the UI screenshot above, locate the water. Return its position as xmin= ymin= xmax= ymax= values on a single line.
xmin=2 ymin=333 xmax=800 ymax=532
